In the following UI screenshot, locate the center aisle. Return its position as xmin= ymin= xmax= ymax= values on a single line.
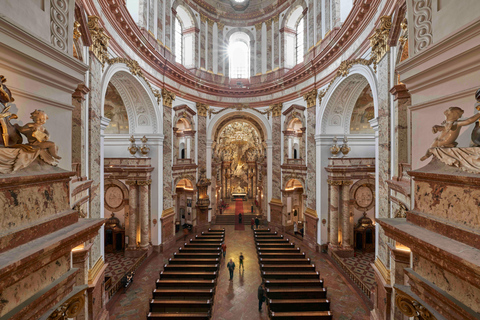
xmin=212 ymin=225 xmax=267 ymax=320
xmin=234 ymin=200 xmax=245 ymax=230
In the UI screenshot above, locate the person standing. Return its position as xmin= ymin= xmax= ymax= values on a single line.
xmin=227 ymin=258 xmax=235 ymax=281
xmin=251 ymin=218 xmax=254 ymax=230
xmin=258 ymin=279 xmax=266 ymax=311
xmin=255 ymin=217 xmax=259 ymax=229
xmin=239 ymin=252 xmax=245 ymax=271
xmin=221 ymin=242 xmax=227 ymax=259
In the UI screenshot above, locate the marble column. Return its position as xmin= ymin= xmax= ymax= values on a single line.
xmin=250 ymin=40 xmax=255 ymax=79
xmin=156 ymin=0 xmax=164 ymax=44
xmin=308 ymin=0 xmax=315 ymax=49
xmin=306 ymin=105 xmax=316 ymax=212
xmin=328 ymin=181 xmax=340 ymax=249
xmin=325 ymin=0 xmax=331 ymax=32
xmin=139 ymin=180 xmax=151 ymax=248
xmin=138 ymin=0 xmax=148 ymax=29
xmin=207 ymin=19 xmax=214 ymax=72
xmin=341 ymin=181 xmax=353 ymax=249
xmin=162 ymin=91 xmax=174 ymax=212
xmin=197 ymin=106 xmax=207 ymax=170
xmin=255 ymin=22 xmax=262 ymax=75
xmin=390 ymin=84 xmax=411 ymax=176
xmin=279 ymin=28 xmax=285 ymax=68
xmin=148 ymin=0 xmax=154 ymax=33
xmin=217 ymin=23 xmax=224 ymax=75
xmin=127 ymin=181 xmax=138 ymax=249
xmin=316 ymin=0 xmax=323 ymax=44
xmin=71 ymin=84 xmax=88 ymax=176
xmin=271 ymin=114 xmax=282 ymax=199
xmin=266 ymin=19 xmax=272 ymax=72
xmin=200 ymin=15 xmax=206 ymax=69
xmin=164 ymin=0 xmax=172 ymax=49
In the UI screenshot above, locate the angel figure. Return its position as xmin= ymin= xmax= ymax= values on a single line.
xmin=15 ymin=109 xmax=61 ymax=160
xmin=420 ymin=106 xmax=480 ymax=161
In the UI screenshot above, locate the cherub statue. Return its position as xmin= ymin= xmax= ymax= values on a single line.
xmin=15 ymin=109 xmax=61 ymax=160
xmin=420 ymin=106 xmax=480 ymax=161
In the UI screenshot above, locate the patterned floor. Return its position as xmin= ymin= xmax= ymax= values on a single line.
xmin=107 ymin=225 xmax=370 ymax=320
xmin=340 ymin=251 xmax=376 ymax=290
xmin=105 ymin=252 xmax=145 ymax=287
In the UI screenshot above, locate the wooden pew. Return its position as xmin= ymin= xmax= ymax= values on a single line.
xmin=257 ymin=248 xmax=300 ymax=253
xmin=178 ymin=247 xmax=220 ymax=253
xmin=152 ymin=288 xmax=214 ymax=300
xmin=266 ymin=287 xmax=327 ymax=299
xmin=253 ymin=228 xmax=271 ymax=233
xmin=159 ymin=271 xmax=217 ymax=280
xmin=150 ymin=299 xmax=212 ymax=312
xmin=255 ymin=235 xmax=284 ymax=240
xmin=148 ymin=312 xmax=211 ymax=320
xmin=258 ymin=252 xmax=306 ymax=259
xmin=267 ymin=299 xmax=330 ymax=312
xmin=184 ymin=243 xmax=222 ymax=248
xmin=259 ymin=258 xmax=311 ymax=265
xmin=269 ymin=311 xmax=332 ymax=320
xmin=168 ymin=258 xmax=219 ymax=265
xmin=189 ymin=239 xmax=223 ymax=244
xmin=173 ymin=252 xmax=221 ymax=259
xmin=256 ymin=243 xmax=296 ymax=249
xmin=163 ymin=264 xmax=219 ymax=272
xmin=207 ymin=228 xmax=225 ymax=233
xmin=260 ymin=264 xmax=316 ymax=272
xmin=156 ymin=279 xmax=216 ymax=289
xmin=264 ymin=279 xmax=324 ymax=288
xmin=262 ymin=271 xmax=320 ymax=280
xmin=255 ymin=239 xmax=291 ymax=244
xmin=195 ymin=235 xmax=224 ymax=240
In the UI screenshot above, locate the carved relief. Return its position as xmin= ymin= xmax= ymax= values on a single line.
xmin=270 ymin=103 xmax=282 ymax=117
xmin=196 ymin=102 xmax=209 ymax=117
xmin=47 ymin=288 xmax=87 ymax=320
xmin=303 ymin=89 xmax=318 ymax=108
xmin=369 ymin=16 xmax=392 ymax=64
xmin=413 ymin=0 xmax=433 ymax=54
xmin=162 ymin=88 xmax=176 ymax=108
xmin=50 ymin=0 xmax=69 ymax=52
xmin=88 ymin=16 xmax=110 ymax=64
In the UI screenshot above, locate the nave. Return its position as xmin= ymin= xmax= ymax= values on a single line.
xmin=107 ymin=226 xmax=370 ymax=319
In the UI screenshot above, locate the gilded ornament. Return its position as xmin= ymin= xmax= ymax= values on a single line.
xmin=140 ymin=135 xmax=150 ymax=157
xmin=128 ymin=135 xmax=138 ymax=157
xmin=87 ymin=16 xmax=110 ymax=65
xmin=197 ymin=102 xmax=209 ymax=117
xmin=73 ymin=21 xmax=82 ymax=41
xmin=217 ymin=22 xmax=225 ymax=30
xmin=327 ymin=179 xmax=342 ymax=186
xmin=369 ymin=16 xmax=392 ymax=65
xmin=162 ymin=88 xmax=176 ymax=108
xmin=395 ymin=286 xmax=437 ymax=320
xmin=255 ymin=22 xmax=263 ymax=30
xmin=303 ymin=89 xmax=318 ymax=108
xmin=330 ymin=136 xmax=340 ymax=157
xmin=270 ymin=103 xmax=283 ymax=117
xmin=340 ymin=136 xmax=351 ymax=157
xmin=47 ymin=288 xmax=87 ymax=320
xmin=318 ymin=89 xmax=327 ymax=105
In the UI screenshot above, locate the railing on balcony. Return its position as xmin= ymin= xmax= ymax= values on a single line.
xmin=331 ymin=251 xmax=372 ymax=299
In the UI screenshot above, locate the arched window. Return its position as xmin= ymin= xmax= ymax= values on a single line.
xmin=296 ymin=18 xmax=304 ymax=64
xmin=175 ymin=17 xmax=183 ymax=64
xmin=174 ymin=6 xmax=195 ymax=68
xmin=285 ymin=6 xmax=305 ymax=67
xmin=228 ymin=32 xmax=250 ymax=78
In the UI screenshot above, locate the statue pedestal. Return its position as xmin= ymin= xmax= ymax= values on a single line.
xmin=195 ymin=206 xmax=210 ymax=233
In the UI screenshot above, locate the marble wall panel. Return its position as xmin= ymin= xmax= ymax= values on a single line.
xmin=273 ymin=18 xmax=279 ymax=70
xmin=164 ymin=0 xmax=172 ymax=48
xmin=200 ymin=19 xmax=206 ymax=69
xmin=148 ymin=0 xmax=154 ymax=33
xmin=157 ymin=0 xmax=164 ymax=44
xmin=72 ymin=97 xmax=86 ymax=176
xmin=308 ymin=0 xmax=314 ymax=49
xmin=88 ymin=56 xmax=103 ymax=264
xmin=394 ymin=95 xmax=410 ymax=174
xmin=413 ymin=254 xmax=480 ymax=313
xmin=325 ymin=0 xmax=331 ymax=32
xmin=266 ymin=21 xmax=272 ymax=72
xmin=255 ymin=26 xmax=262 ymax=75
xmin=163 ymin=106 xmax=173 ymax=210
xmin=218 ymin=27 xmax=224 ymax=75
xmin=197 ymin=115 xmax=207 ymax=169
xmin=316 ymin=0 xmax=322 ymax=43
xmin=272 ymin=116 xmax=282 ymax=199
xmin=307 ymin=107 xmax=316 ymax=210
xmin=207 ymin=22 xmax=213 ymax=72
xmin=414 ymin=180 xmax=480 ymax=230
xmin=138 ymin=0 xmax=148 ymax=29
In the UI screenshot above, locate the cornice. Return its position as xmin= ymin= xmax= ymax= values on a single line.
xmin=88 ymin=0 xmax=384 ymax=107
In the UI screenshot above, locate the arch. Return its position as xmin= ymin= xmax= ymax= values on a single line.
xmin=171 ymin=0 xmax=197 ymax=28
xmin=224 ymin=27 xmax=255 ymax=44
xmin=317 ymin=64 xmax=379 ymax=135
xmin=101 ymin=63 xmax=161 ymax=134
xmin=281 ymin=0 xmax=308 ymax=30
xmin=174 ymin=176 xmax=197 ymax=191
xmin=283 ymin=177 xmax=305 ymax=191
xmin=207 ymin=109 xmax=272 ymax=141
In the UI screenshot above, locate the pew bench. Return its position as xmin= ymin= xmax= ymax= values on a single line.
xmin=267 ymin=299 xmax=330 ymax=312
xmin=269 ymin=311 xmax=332 ymax=320
xmin=253 ymin=228 xmax=271 ymax=233
xmin=255 ymin=239 xmax=291 ymax=243
xmin=258 ymin=253 xmax=306 ymax=259
xmin=173 ymin=252 xmax=221 ymax=259
xmin=266 ymin=287 xmax=327 ymax=299
xmin=152 ymin=288 xmax=214 ymax=300
xmin=189 ymin=239 xmax=223 ymax=243
xmin=257 ymin=248 xmax=300 ymax=253
xmin=264 ymin=279 xmax=323 ymax=288
xmin=156 ymin=279 xmax=216 ymax=288
xmin=159 ymin=271 xmax=217 ymax=280
xmin=256 ymin=243 xmax=296 ymax=249
xmin=178 ymin=248 xmax=221 ymax=253
xmin=147 ymin=312 xmax=211 ymax=320
xmin=262 ymin=271 xmax=320 ymax=280
xmin=168 ymin=258 xmax=219 ymax=265
xmin=184 ymin=243 xmax=222 ymax=248
xmin=195 ymin=235 xmax=224 ymax=240
xmin=259 ymin=258 xmax=311 ymax=265
xmin=150 ymin=299 xmax=212 ymax=313
xmin=207 ymin=228 xmax=225 ymax=233
xmin=260 ymin=264 xmax=316 ymax=272
xmin=163 ymin=264 xmax=219 ymax=272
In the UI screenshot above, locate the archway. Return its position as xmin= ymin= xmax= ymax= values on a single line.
xmin=283 ymin=178 xmax=305 ymax=227
xmin=173 ymin=178 xmax=195 ymax=234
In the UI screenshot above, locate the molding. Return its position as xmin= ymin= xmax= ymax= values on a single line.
xmin=408 ymin=86 xmax=477 ymax=111
xmin=88 ymin=257 xmax=105 ymax=283
xmin=9 ymin=87 xmax=75 ymax=111
xmin=374 ymin=257 xmax=391 ymax=284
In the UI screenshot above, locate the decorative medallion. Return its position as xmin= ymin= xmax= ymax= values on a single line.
xmin=105 ymin=185 xmax=124 ymax=211
xmin=354 ymin=185 xmax=374 ymax=210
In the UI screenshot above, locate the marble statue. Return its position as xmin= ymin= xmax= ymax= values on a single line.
xmin=470 ymin=88 xmax=480 ymax=146
xmin=420 ymin=106 xmax=480 ymax=161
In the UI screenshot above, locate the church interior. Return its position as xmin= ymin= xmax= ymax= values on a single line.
xmin=1 ymin=0 xmax=480 ymax=319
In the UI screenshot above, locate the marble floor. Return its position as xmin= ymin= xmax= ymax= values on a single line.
xmin=107 ymin=225 xmax=370 ymax=320
xmin=341 ymin=251 xmax=376 ymax=291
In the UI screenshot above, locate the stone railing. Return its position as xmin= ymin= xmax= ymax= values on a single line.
xmin=395 ymin=285 xmax=438 ymax=320
xmin=107 ymin=251 xmax=148 ymax=298
xmin=331 ymin=251 xmax=372 ymax=299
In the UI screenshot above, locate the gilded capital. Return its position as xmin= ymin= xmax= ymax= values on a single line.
xmin=162 ymin=88 xmax=176 ymax=108
xmin=342 ymin=180 xmax=353 ymax=186
xmin=318 ymin=89 xmax=326 ymax=105
xmin=73 ymin=21 xmax=82 ymax=41
xmin=369 ymin=16 xmax=392 ymax=64
xmin=217 ymin=22 xmax=225 ymax=30
xmin=265 ymin=19 xmax=272 ymax=28
xmin=270 ymin=103 xmax=283 ymax=117
xmin=327 ymin=179 xmax=342 ymax=186
xmin=207 ymin=19 xmax=215 ymax=27
xmin=87 ymin=16 xmax=110 ymax=65
xmin=196 ymin=102 xmax=209 ymax=117
xmin=200 ymin=14 xmax=207 ymax=23
xmin=137 ymin=179 xmax=152 ymax=186
xmin=125 ymin=180 xmax=137 ymax=186
xmin=255 ymin=22 xmax=263 ymax=31
xmin=303 ymin=89 xmax=318 ymax=108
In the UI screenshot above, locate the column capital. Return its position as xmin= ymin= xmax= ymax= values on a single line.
xmin=162 ymin=88 xmax=176 ymax=108
xmin=125 ymin=180 xmax=137 ymax=186
xmin=196 ymin=102 xmax=209 ymax=117
xmin=255 ymin=22 xmax=263 ymax=31
xmin=342 ymin=180 xmax=353 ymax=186
xmin=303 ymin=89 xmax=318 ymax=108
xmin=327 ymin=179 xmax=342 ymax=186
xmin=137 ymin=179 xmax=152 ymax=186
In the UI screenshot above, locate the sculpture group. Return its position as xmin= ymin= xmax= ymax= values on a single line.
xmin=0 ymin=76 xmax=60 ymax=174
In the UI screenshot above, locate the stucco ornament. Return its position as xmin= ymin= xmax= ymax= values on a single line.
xmin=88 ymin=16 xmax=110 ymax=65
xmin=0 ymin=78 xmax=62 ymax=173
xmin=421 ymin=107 xmax=480 ymax=162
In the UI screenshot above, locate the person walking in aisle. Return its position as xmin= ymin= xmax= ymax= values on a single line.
xmin=251 ymin=218 xmax=254 ymax=230
xmin=227 ymin=258 xmax=235 ymax=281
xmin=258 ymin=279 xmax=266 ymax=311
xmin=221 ymin=242 xmax=227 ymax=259
xmin=239 ymin=252 xmax=245 ymax=271
xmin=255 ymin=217 xmax=260 ymax=229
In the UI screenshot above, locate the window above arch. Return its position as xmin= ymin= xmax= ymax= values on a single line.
xmin=174 ymin=6 xmax=195 ymax=68
xmin=228 ymin=32 xmax=250 ymax=79
xmin=285 ymin=6 xmax=305 ymax=68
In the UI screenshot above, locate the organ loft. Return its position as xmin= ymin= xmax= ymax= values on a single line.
xmin=1 ymin=0 xmax=480 ymax=319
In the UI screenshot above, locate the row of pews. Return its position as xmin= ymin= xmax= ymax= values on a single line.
xmin=147 ymin=228 xmax=225 ymax=320
xmin=255 ymin=229 xmax=333 ymax=320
